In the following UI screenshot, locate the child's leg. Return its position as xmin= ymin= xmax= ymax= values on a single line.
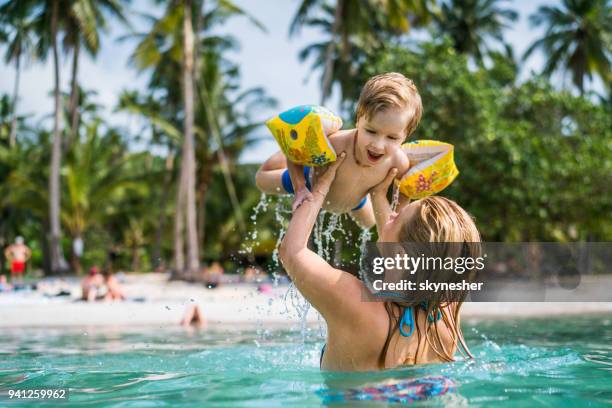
xmin=350 ymin=195 xmax=376 ymax=229
xmin=255 ymin=151 xmax=289 ymax=194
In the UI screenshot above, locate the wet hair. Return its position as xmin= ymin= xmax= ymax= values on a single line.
xmin=378 ymin=196 xmax=481 ymax=368
xmin=355 ymin=72 xmax=423 ymax=138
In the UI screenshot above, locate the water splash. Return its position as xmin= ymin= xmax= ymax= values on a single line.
xmin=240 ymin=193 xmax=270 ymax=258
xmin=271 ymin=199 xmax=291 ymax=272
xmin=357 ymin=228 xmax=373 ymax=281
xmin=246 ymin=192 xmax=369 ymax=346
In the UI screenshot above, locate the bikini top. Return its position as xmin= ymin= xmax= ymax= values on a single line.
xmin=399 ymin=303 xmax=442 ymax=337
xmin=320 ymin=303 xmax=442 ymax=368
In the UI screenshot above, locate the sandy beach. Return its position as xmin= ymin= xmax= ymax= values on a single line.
xmin=1 ymin=273 xmax=611 ymax=328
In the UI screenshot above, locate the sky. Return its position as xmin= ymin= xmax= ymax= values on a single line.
xmin=0 ymin=0 xmax=563 ymax=163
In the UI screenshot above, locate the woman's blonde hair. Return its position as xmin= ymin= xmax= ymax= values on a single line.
xmin=379 ymin=196 xmax=481 ymax=368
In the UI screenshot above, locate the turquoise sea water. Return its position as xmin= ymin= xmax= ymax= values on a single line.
xmin=1 ymin=315 xmax=611 ymax=407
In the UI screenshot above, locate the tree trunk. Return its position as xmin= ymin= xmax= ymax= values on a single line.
xmin=182 ymin=0 xmax=200 ymax=275
xmin=66 ymin=40 xmax=80 ymax=151
xmin=131 ymin=245 xmax=140 ymax=272
xmin=174 ymin=151 xmax=186 ymax=275
xmin=320 ymin=0 xmax=343 ymax=105
xmin=48 ymin=0 xmax=68 ymax=274
xmin=9 ymin=51 xmax=21 ymax=148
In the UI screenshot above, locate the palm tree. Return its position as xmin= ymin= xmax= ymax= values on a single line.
xmin=4 ymin=0 xmax=74 ymax=273
xmin=193 ymin=33 xmax=276 ymax=252
xmin=43 ymin=0 xmax=70 ymax=273
xmin=180 ymin=0 xmax=200 ymax=274
xmin=0 ymin=1 xmax=37 ymax=148
xmin=433 ymin=0 xmax=518 ymax=63
xmin=61 ymin=0 xmax=130 ymax=149
xmin=296 ymin=3 xmax=375 ymax=111
xmin=14 ymin=0 xmax=130 ymax=273
xmin=524 ymin=0 xmax=611 ymax=94
xmin=124 ymin=0 xmax=265 ymax=276
xmin=291 ymin=0 xmax=433 ymax=104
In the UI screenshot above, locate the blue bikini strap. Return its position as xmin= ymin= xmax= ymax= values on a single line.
xmin=399 ymin=306 xmax=415 ymax=337
xmin=399 ymin=304 xmax=442 ymax=338
xmin=423 ymin=302 xmax=442 ymax=323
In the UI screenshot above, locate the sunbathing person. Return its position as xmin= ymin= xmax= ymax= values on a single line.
xmin=180 ymin=303 xmax=206 ymax=327
xmin=102 ymin=270 xmax=125 ymax=301
xmin=81 ymin=266 xmax=104 ymax=302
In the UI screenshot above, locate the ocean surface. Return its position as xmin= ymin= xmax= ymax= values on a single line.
xmin=1 ymin=315 xmax=611 ymax=407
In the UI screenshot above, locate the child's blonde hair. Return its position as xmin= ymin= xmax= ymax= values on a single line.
xmin=355 ymin=72 xmax=423 ymax=138
xmin=379 ymin=196 xmax=480 ymax=368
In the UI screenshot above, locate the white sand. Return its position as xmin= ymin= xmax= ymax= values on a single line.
xmin=0 ymin=273 xmax=611 ymax=327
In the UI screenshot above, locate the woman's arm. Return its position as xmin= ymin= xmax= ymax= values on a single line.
xmin=278 ymin=153 xmax=367 ymax=322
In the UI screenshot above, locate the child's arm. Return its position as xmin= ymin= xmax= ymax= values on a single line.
xmin=255 ymin=151 xmax=289 ymax=194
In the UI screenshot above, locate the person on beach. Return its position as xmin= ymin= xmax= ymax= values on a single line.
xmin=256 ymin=72 xmax=420 ymax=228
xmin=278 ymin=153 xmax=481 ymax=371
xmin=102 ymin=269 xmax=125 ymax=301
xmin=0 ymin=275 xmax=13 ymax=292
xmin=81 ymin=266 xmax=104 ymax=302
xmin=4 ymin=236 xmax=31 ymax=285
xmin=204 ymin=261 xmax=224 ymax=289
xmin=180 ymin=303 xmax=206 ymax=327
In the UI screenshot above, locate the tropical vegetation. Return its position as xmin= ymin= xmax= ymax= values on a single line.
xmin=0 ymin=0 xmax=609 ymax=276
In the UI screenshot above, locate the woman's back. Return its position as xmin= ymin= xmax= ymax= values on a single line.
xmin=321 ymin=301 xmax=459 ymax=371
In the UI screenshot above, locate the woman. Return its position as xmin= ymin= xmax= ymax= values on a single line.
xmin=279 ymin=152 xmax=481 ymax=371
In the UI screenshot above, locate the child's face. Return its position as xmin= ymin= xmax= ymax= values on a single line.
xmin=355 ymin=106 xmax=411 ymax=166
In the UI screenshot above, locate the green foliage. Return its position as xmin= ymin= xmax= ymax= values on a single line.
xmin=361 ymin=39 xmax=611 ymax=241
xmin=1 ymin=0 xmax=610 ymax=276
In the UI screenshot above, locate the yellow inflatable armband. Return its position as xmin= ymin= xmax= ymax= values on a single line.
xmin=396 ymin=140 xmax=459 ymax=199
xmin=265 ymin=105 xmax=343 ymax=166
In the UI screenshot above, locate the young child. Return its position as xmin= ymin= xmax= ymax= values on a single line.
xmin=255 ymin=72 xmax=422 ymax=228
